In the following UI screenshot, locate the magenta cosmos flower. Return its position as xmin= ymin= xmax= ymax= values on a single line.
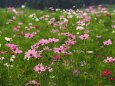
xmin=102 ymin=70 xmax=112 ymax=76
xmin=53 ymin=55 xmax=60 ymax=60
xmin=79 ymin=33 xmax=89 ymax=40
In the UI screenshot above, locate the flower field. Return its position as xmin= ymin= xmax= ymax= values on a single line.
xmin=0 ymin=6 xmax=115 ymax=86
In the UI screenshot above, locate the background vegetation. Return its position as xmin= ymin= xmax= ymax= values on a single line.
xmin=0 ymin=0 xmax=115 ymax=9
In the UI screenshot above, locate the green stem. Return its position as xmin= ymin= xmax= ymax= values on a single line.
xmin=84 ymin=76 xmax=87 ymax=86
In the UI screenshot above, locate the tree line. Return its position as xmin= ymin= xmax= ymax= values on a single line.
xmin=0 ymin=0 xmax=115 ymax=9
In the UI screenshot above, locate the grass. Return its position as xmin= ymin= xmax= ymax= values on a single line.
xmin=0 ymin=6 xmax=115 ymax=86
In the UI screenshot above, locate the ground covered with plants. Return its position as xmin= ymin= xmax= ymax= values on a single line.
xmin=0 ymin=6 xmax=115 ymax=86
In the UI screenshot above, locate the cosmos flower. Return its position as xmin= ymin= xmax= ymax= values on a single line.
xmin=65 ymin=40 xmax=76 ymax=45
xmin=14 ymin=26 xmax=21 ymax=31
xmin=76 ymin=26 xmax=84 ymax=30
xmin=34 ymin=63 xmax=46 ymax=74
xmin=24 ymin=32 xmax=37 ymax=39
xmin=47 ymin=66 xmax=53 ymax=72
xmin=104 ymin=57 xmax=115 ymax=63
xmin=5 ymin=37 xmax=12 ymax=42
xmin=25 ymin=80 xmax=40 ymax=86
xmin=103 ymin=39 xmax=112 ymax=46
xmin=13 ymin=48 xmax=22 ymax=54
xmin=25 ymin=49 xmax=40 ymax=59
xmin=0 ymin=57 xmax=4 ymax=60
xmin=6 ymin=44 xmax=17 ymax=50
xmin=53 ymin=55 xmax=60 ymax=60
xmin=48 ymin=38 xmax=59 ymax=43
xmin=54 ymin=46 xmax=66 ymax=54
xmin=102 ymin=70 xmax=112 ymax=76
xmin=73 ymin=69 xmax=81 ymax=77
xmin=79 ymin=33 xmax=89 ymax=40
xmin=6 ymin=44 xmax=22 ymax=54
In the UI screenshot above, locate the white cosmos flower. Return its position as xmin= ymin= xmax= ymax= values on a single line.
xmin=0 ymin=57 xmax=4 ymax=60
xmin=35 ymin=18 xmax=39 ymax=21
xmin=5 ymin=37 xmax=12 ymax=42
xmin=4 ymin=63 xmax=10 ymax=67
xmin=11 ymin=55 xmax=16 ymax=59
xmin=87 ymin=51 xmax=94 ymax=54
xmin=10 ymin=58 xmax=14 ymax=62
xmin=21 ymin=5 xmax=25 ymax=9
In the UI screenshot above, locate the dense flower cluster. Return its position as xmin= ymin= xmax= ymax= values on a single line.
xmin=0 ymin=4 xmax=115 ymax=86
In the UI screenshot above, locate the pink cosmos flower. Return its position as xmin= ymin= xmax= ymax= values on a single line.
xmin=77 ymin=20 xmax=85 ymax=26
xmin=31 ymin=38 xmax=59 ymax=49
xmin=54 ymin=48 xmax=61 ymax=53
xmin=113 ymin=58 xmax=115 ymax=62
xmin=83 ymin=16 xmax=90 ymax=22
xmin=6 ymin=43 xmax=22 ymax=54
xmin=54 ymin=46 xmax=66 ymax=53
xmin=34 ymin=63 xmax=46 ymax=74
xmin=25 ymin=49 xmax=40 ymax=59
xmin=25 ymin=80 xmax=40 ymax=86
xmin=48 ymin=38 xmax=59 ymax=43
xmin=104 ymin=57 xmax=115 ymax=63
xmin=65 ymin=40 xmax=76 ymax=45
xmin=13 ymin=48 xmax=22 ymax=54
xmin=38 ymin=39 xmax=49 ymax=45
xmin=68 ymin=34 xmax=76 ymax=39
xmin=103 ymin=39 xmax=112 ymax=46
xmin=79 ymin=33 xmax=89 ymax=40
xmin=24 ymin=33 xmax=33 ymax=38
xmin=14 ymin=26 xmax=21 ymax=31
xmin=31 ymin=44 xmax=39 ymax=50
xmin=24 ymin=32 xmax=37 ymax=39
xmin=6 ymin=44 xmax=17 ymax=50
xmin=60 ymin=33 xmax=75 ymax=39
